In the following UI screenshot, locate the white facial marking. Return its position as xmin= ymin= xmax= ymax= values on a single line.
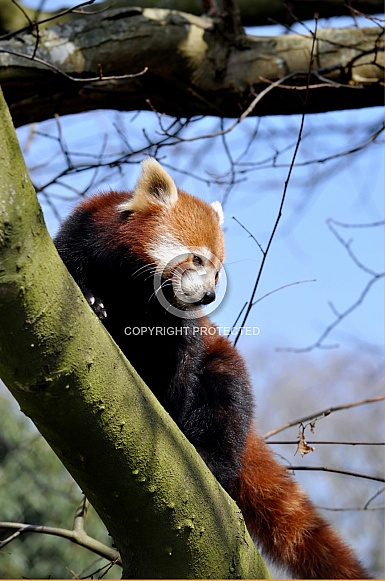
xmin=210 ymin=201 xmax=224 ymax=226
xmin=117 ymin=200 xmax=132 ymax=212
xmin=148 ymin=236 xmax=191 ymax=272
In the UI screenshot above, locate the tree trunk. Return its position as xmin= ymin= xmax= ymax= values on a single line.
xmin=0 ymin=87 xmax=270 ymax=579
xmin=0 ymin=8 xmax=383 ymax=127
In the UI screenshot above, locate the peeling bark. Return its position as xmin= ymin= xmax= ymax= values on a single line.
xmin=0 ymin=8 xmax=383 ymax=127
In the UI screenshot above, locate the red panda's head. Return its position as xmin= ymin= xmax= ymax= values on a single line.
xmin=118 ymin=159 xmax=225 ymax=314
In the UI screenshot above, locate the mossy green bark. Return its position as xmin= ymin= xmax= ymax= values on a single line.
xmin=0 ymin=87 xmax=270 ymax=579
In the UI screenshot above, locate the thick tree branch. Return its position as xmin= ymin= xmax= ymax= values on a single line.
xmin=0 ymin=87 xmax=269 ymax=579
xmin=0 ymin=8 xmax=383 ymax=127
xmin=1 ymin=0 xmax=384 ymax=32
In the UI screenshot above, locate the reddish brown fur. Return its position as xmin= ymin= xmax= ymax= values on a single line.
xmin=235 ymin=431 xmax=368 ymax=579
xmin=167 ymin=190 xmax=225 ymax=261
xmin=89 ymin=191 xmax=158 ymax=262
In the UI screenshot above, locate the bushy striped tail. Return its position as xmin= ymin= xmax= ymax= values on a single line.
xmin=233 ymin=431 xmax=368 ymax=579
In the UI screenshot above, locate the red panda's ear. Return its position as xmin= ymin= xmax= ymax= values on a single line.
xmin=211 ymin=201 xmax=224 ymax=226
xmin=119 ymin=158 xmax=178 ymax=212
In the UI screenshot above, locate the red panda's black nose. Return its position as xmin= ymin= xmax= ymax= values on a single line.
xmin=201 ymin=290 xmax=216 ymax=305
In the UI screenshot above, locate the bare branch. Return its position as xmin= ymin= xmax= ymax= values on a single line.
xmin=73 ymin=495 xmax=89 ymax=533
xmin=251 ymin=279 xmax=317 ymax=307
xmin=287 ymin=466 xmax=385 ymax=483
xmin=0 ymin=43 xmax=148 ymax=82
xmin=0 ymin=492 xmax=112 ymax=566
xmin=232 ymin=216 xmax=264 ymax=254
xmin=327 ymin=219 xmax=385 ymax=229
xmin=281 ymin=218 xmax=385 ymax=352
xmin=364 ymin=487 xmax=385 ymax=509
xmin=317 ymin=505 xmax=384 ymax=511
xmin=0 ymin=0 xmax=98 ymax=40
xmin=0 ymin=521 xmax=122 ymax=565
xmin=263 ymin=395 xmax=385 ymax=439
xmin=219 ymin=0 xmax=244 ymax=42
xmin=268 ymin=440 xmax=385 ymax=446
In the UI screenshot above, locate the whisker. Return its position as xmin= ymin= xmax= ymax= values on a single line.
xmin=142 ymin=270 xmax=160 ymax=283
xmin=131 ymin=263 xmax=157 ymax=280
xmin=148 ymin=278 xmax=172 ymax=303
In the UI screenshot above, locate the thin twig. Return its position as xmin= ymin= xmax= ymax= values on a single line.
xmin=364 ymin=487 xmax=385 ymax=509
xmin=317 ymin=505 xmax=384 ymax=511
xmin=263 ymin=395 xmax=385 ymax=439
xmin=152 ymin=72 xmax=310 ymax=146
xmin=0 ymin=46 xmax=148 ymax=83
xmin=327 ymin=218 xmax=381 ymax=277
xmin=0 ymin=0 xmax=97 ymax=40
xmin=10 ymin=0 xmax=39 ymax=59
xmin=268 ymin=440 xmax=384 ymax=445
xmin=327 ymin=219 xmax=385 ymax=229
xmin=226 ymin=300 xmax=248 ymax=338
xmin=232 ymin=216 xmax=264 ymax=255
xmin=242 ymin=124 xmax=384 ymax=173
xmin=280 ymin=219 xmax=385 ymax=352
xmin=287 ymin=466 xmax=384 ymax=483
xmin=251 ymin=279 xmax=316 ymax=307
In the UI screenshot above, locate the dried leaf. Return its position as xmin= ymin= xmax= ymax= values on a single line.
xmin=296 ymin=431 xmax=316 ymax=457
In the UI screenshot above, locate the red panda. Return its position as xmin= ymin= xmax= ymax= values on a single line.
xmin=54 ymin=158 xmax=368 ymax=579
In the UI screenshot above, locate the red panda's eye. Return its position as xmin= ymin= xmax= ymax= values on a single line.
xmin=192 ymin=255 xmax=203 ymax=265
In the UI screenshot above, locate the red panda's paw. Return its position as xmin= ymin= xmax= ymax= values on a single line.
xmin=84 ymin=291 xmax=107 ymax=320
